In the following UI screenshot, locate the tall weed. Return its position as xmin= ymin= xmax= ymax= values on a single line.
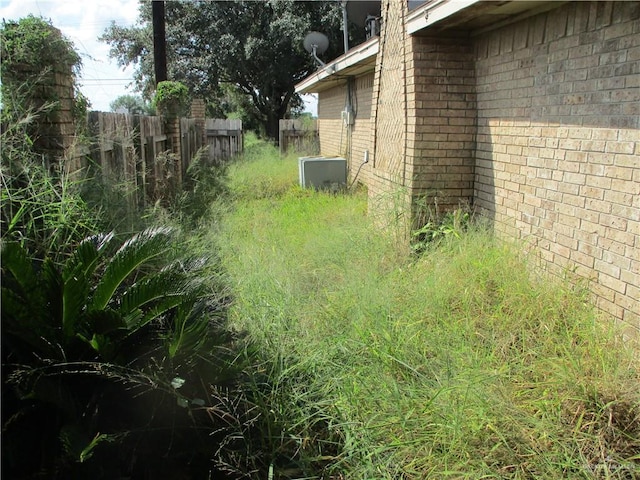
xmin=228 ymin=132 xmax=299 ymax=200
xmin=217 ymin=141 xmax=640 ymax=479
xmin=176 ymin=146 xmax=229 ymax=226
xmin=1 ymin=109 xmax=99 ymax=261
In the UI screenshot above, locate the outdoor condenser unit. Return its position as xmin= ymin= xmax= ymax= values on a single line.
xmin=298 ymin=156 xmax=347 ymax=189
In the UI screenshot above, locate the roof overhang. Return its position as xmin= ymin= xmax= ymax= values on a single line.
xmin=296 ymin=1 xmax=559 ymax=94
xmin=407 ymin=0 xmax=560 ymax=35
xmin=407 ymin=0 xmax=482 ymax=34
xmin=295 ymin=36 xmax=379 ymax=94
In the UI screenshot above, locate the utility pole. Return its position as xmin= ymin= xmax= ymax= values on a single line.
xmin=152 ymin=0 xmax=167 ymax=85
xmin=341 ymin=0 xmax=349 ymax=54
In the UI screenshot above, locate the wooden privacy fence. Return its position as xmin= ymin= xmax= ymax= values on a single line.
xmin=279 ymin=118 xmax=319 ymax=155
xmin=181 ymin=118 xmax=205 ymax=170
xmin=87 ymin=112 xmax=242 ymax=206
xmin=139 ymin=115 xmax=169 ymax=203
xmin=206 ymin=118 xmax=243 ymax=161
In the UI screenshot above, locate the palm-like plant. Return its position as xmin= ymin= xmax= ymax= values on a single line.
xmin=2 ymin=227 xmax=231 ymax=478
xmin=3 ymin=227 xmax=207 ymax=362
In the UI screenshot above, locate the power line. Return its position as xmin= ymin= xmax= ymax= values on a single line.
xmin=81 ymin=79 xmax=135 ymax=82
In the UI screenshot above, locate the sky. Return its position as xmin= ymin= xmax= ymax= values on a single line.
xmin=0 ymin=0 xmax=318 ymax=115
xmin=1 ymin=0 xmax=141 ymax=112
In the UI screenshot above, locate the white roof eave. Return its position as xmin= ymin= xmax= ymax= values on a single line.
xmin=295 ymin=36 xmax=380 ymax=94
xmin=406 ymin=0 xmax=481 ymax=34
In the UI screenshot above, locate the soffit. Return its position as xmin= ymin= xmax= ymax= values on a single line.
xmin=295 ymin=36 xmax=379 ymax=94
xmin=295 ymin=1 xmax=559 ymax=94
xmin=407 ymin=0 xmax=561 ymax=35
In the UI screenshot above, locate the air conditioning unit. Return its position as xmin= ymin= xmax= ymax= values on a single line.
xmin=298 ymin=156 xmax=347 ymax=189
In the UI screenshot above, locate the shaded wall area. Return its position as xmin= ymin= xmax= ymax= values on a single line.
xmin=406 ymin=33 xmax=477 ymax=215
xmin=472 ymin=1 xmax=639 ymax=329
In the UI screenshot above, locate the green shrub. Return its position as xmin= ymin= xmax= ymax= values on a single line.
xmin=1 ymin=228 xmax=237 ymax=478
xmin=1 ymin=16 xmax=88 ymax=141
xmin=153 ymin=80 xmax=190 ymax=118
xmin=1 ymin=17 xmax=247 ymax=480
xmin=0 ymin=15 xmax=81 ymax=78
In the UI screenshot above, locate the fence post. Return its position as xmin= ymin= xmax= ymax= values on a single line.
xmin=191 ymin=98 xmax=207 ymax=147
xmin=165 ymin=116 xmax=182 ymax=188
xmin=9 ymin=33 xmax=79 ymax=170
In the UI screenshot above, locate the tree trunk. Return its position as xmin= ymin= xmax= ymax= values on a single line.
xmin=260 ymin=89 xmax=294 ymax=144
xmin=265 ymin=112 xmax=280 ymax=144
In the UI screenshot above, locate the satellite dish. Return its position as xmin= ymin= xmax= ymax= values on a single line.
xmin=303 ymin=31 xmax=329 ymax=55
xmin=303 ymin=31 xmax=329 ymax=68
xmin=345 ymin=1 xmax=381 ymax=28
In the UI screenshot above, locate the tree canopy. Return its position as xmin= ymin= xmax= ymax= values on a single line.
xmin=101 ymin=0 xmax=362 ymax=140
xmin=110 ymin=94 xmax=155 ymax=115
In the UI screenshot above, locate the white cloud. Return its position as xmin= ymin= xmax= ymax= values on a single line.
xmin=1 ymin=0 xmax=141 ymax=112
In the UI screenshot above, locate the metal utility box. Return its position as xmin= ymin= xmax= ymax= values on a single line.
xmin=298 ymin=157 xmax=347 ymax=189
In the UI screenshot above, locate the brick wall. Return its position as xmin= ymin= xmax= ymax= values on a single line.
xmin=371 ymin=0 xmax=408 ymax=189
xmin=24 ymin=69 xmax=77 ymax=167
xmin=317 ymin=73 xmax=376 ymax=187
xmin=473 ymin=1 xmax=639 ymax=330
xmin=351 ymin=73 xmax=375 ymax=187
xmin=405 ymin=33 xmax=476 ymax=215
xmin=313 ymin=0 xmax=638 ymax=330
xmin=318 ymin=85 xmax=347 ymax=155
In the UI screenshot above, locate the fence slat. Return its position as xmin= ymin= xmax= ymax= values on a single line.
xmin=84 ymin=112 xmax=242 ymax=205
xmin=279 ymin=118 xmax=319 ymax=155
xmin=205 ymin=118 xmax=243 ymax=162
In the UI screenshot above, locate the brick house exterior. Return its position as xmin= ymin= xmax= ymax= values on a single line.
xmin=295 ymin=0 xmax=639 ymax=332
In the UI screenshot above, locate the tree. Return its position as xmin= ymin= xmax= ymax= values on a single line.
xmin=101 ymin=0 xmax=363 ymax=141
xmin=109 ymin=94 xmax=155 ymax=115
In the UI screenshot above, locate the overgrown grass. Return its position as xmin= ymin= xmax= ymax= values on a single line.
xmin=216 ymin=141 xmax=640 ymax=479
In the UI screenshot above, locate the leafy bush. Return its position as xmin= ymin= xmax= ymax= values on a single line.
xmin=0 ymin=15 xmax=81 ymax=78
xmin=1 ymin=115 xmax=241 ymax=477
xmin=1 ymin=228 xmax=237 ymax=478
xmin=153 ymin=80 xmax=191 ymax=118
xmin=1 ymin=16 xmax=88 ymax=143
xmin=1 ymin=15 xmax=245 ymax=479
